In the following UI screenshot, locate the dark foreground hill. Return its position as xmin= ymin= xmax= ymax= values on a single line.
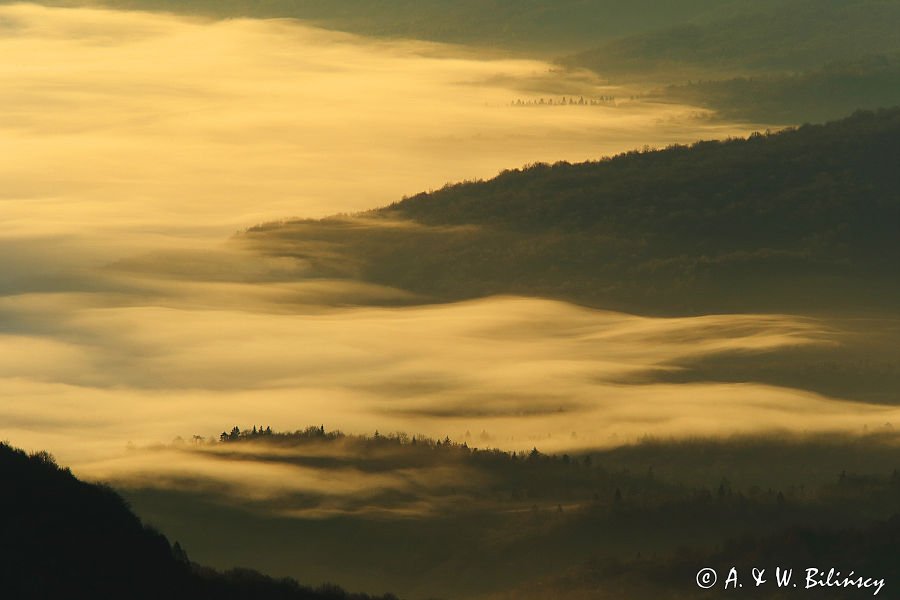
xmin=245 ymin=108 xmax=900 ymax=315
xmin=0 ymin=442 xmax=398 ymax=600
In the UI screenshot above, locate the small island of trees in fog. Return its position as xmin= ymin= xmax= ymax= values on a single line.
xmin=510 ymin=95 xmax=618 ymax=107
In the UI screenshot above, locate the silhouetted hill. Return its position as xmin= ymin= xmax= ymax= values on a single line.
xmin=245 ymin=108 xmax=900 ymax=315
xmin=0 ymin=442 xmax=398 ymax=600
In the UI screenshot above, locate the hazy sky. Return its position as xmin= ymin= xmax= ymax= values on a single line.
xmin=5 ymin=4 xmax=893 ymax=498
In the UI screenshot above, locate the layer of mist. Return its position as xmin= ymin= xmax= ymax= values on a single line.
xmin=0 ymin=3 xmax=780 ymax=475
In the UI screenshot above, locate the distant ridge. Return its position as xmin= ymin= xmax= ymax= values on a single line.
xmin=246 ymin=108 xmax=900 ymax=314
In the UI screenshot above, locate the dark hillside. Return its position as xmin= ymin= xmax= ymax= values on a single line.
xmin=0 ymin=442 xmax=398 ymax=600
xmin=245 ymin=108 xmax=900 ymax=315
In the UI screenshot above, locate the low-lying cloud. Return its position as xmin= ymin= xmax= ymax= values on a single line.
xmin=0 ymin=3 xmax=754 ymax=242
xmin=2 ymin=3 xmax=885 ymax=510
xmin=3 ymin=291 xmax=896 ymax=472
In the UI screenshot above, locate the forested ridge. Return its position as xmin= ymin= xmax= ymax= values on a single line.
xmin=8 ymin=427 xmax=900 ymax=599
xmin=127 ymin=427 xmax=900 ymax=599
xmin=0 ymin=442 xmax=399 ymax=600
xmin=246 ymin=108 xmax=900 ymax=315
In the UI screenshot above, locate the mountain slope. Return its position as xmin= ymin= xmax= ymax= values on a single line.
xmin=245 ymin=108 xmax=900 ymax=315
xmin=0 ymin=442 xmax=398 ymax=600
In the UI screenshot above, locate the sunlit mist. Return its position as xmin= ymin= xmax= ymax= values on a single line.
xmin=5 ymin=288 xmax=900 ymax=498
xmin=2 ymin=3 xmax=875 ymax=509
xmin=0 ymin=3 xmax=755 ymax=241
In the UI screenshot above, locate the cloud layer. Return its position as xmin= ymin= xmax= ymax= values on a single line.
xmin=3 ymin=4 xmax=889 ymax=506
xmin=0 ymin=3 xmax=754 ymax=241
xmin=3 ymin=291 xmax=896 ymax=472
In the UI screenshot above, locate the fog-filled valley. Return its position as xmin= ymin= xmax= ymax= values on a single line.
xmin=13 ymin=0 xmax=900 ymax=123
xmin=3 ymin=1 xmax=900 ymax=599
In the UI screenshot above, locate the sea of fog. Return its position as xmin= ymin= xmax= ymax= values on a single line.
xmin=3 ymin=3 xmax=895 ymax=491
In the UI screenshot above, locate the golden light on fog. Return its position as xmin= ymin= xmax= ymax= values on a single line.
xmin=4 ymin=4 xmax=884 ymax=502
xmin=3 ymin=291 xmax=898 ymax=493
xmin=0 ymin=3 xmax=752 ymax=240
